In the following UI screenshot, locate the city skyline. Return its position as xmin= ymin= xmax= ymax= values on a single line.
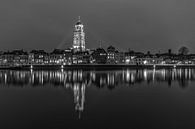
xmin=0 ymin=16 xmax=194 ymax=68
xmin=0 ymin=0 xmax=195 ymax=53
xmin=0 ymin=17 xmax=193 ymax=55
xmin=1 ymin=1 xmax=195 ymax=128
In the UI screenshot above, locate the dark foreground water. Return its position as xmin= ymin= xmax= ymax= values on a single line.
xmin=0 ymin=68 xmax=195 ymax=129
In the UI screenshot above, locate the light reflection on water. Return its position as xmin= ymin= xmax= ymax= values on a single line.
xmin=0 ymin=68 xmax=194 ymax=88
xmin=0 ymin=68 xmax=195 ymax=128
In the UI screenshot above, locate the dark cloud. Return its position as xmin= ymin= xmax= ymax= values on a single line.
xmin=0 ymin=0 xmax=195 ymax=53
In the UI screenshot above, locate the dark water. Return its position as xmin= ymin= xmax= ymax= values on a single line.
xmin=0 ymin=68 xmax=195 ymax=129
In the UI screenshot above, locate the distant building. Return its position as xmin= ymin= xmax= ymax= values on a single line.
xmin=0 ymin=50 xmax=28 ymax=66
xmin=73 ymin=17 xmax=85 ymax=52
xmin=125 ymin=51 xmax=144 ymax=65
xmin=50 ymin=49 xmax=65 ymax=65
xmin=29 ymin=50 xmax=48 ymax=65
xmin=64 ymin=48 xmax=73 ymax=65
xmin=115 ymin=51 xmax=125 ymax=64
xmin=0 ymin=51 xmax=3 ymax=66
xmin=1 ymin=51 xmax=14 ymax=66
xmin=189 ymin=54 xmax=195 ymax=64
xmin=107 ymin=45 xmax=116 ymax=64
xmin=91 ymin=48 xmax=107 ymax=64
xmin=156 ymin=49 xmax=177 ymax=64
xmin=73 ymin=51 xmax=90 ymax=64
xmin=12 ymin=50 xmax=28 ymax=66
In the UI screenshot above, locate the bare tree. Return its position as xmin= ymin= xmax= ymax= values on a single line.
xmin=178 ymin=46 xmax=189 ymax=55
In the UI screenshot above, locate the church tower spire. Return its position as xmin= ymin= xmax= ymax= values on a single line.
xmin=78 ymin=16 xmax=81 ymax=22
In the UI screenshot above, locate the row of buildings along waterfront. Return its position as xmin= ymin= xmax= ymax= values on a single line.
xmin=1 ymin=17 xmax=195 ymax=66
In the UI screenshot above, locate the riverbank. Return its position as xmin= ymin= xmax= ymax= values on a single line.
xmin=0 ymin=64 xmax=195 ymax=70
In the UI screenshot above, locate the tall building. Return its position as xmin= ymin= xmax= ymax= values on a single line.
xmin=73 ymin=17 xmax=86 ymax=52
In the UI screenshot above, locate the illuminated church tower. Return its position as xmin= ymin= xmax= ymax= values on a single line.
xmin=73 ymin=16 xmax=86 ymax=52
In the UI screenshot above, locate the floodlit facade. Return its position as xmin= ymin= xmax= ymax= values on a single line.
xmin=73 ymin=17 xmax=85 ymax=52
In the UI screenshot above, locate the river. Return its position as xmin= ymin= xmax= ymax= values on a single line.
xmin=0 ymin=68 xmax=195 ymax=129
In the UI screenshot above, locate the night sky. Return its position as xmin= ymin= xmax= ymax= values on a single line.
xmin=0 ymin=0 xmax=195 ymax=53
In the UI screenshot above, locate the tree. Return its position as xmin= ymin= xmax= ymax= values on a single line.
xmin=178 ymin=46 xmax=189 ymax=55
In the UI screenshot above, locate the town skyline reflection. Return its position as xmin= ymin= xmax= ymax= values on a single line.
xmin=0 ymin=68 xmax=194 ymax=88
xmin=0 ymin=68 xmax=195 ymax=118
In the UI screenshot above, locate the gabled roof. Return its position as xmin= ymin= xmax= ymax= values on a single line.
xmin=107 ymin=45 xmax=115 ymax=50
xmin=3 ymin=50 xmax=28 ymax=55
xmin=30 ymin=50 xmax=47 ymax=55
xmin=50 ymin=49 xmax=64 ymax=54
xmin=96 ymin=48 xmax=107 ymax=53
